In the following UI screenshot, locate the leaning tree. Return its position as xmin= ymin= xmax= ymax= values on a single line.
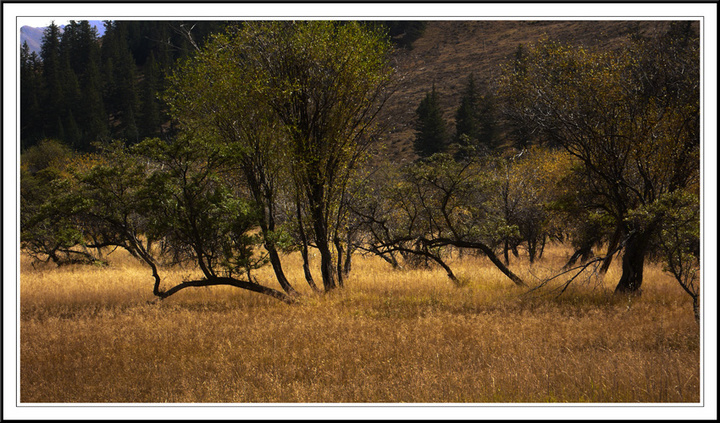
xmin=498 ymin=23 xmax=700 ymax=295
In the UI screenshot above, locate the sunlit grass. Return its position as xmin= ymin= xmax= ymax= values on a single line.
xmin=19 ymin=245 xmax=699 ymax=403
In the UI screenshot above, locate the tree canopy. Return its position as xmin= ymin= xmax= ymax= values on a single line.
xmin=498 ymin=24 xmax=700 ymax=294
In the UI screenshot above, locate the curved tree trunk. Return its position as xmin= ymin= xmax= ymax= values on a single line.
xmin=564 ymin=242 xmax=594 ymax=269
xmin=423 ymin=238 xmax=526 ymax=287
xmin=245 ymin=169 xmax=297 ymax=296
xmin=267 ymin=246 xmax=298 ymax=295
xmin=599 ymin=224 xmax=623 ymax=274
xmin=473 ymin=242 xmax=526 ymax=287
xmin=156 ymin=276 xmax=295 ymax=303
xmin=392 ymin=245 xmax=460 ymax=286
xmin=261 ymin=200 xmax=297 ymax=296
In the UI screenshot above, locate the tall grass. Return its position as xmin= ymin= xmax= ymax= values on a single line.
xmin=19 ymin=245 xmax=700 ymax=403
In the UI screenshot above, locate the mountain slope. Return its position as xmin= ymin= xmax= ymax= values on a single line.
xmin=380 ymin=20 xmax=674 ymax=161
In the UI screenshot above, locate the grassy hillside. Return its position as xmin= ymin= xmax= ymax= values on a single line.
xmin=380 ymin=20 xmax=674 ymax=160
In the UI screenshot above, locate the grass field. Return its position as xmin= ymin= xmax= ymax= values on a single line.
xmin=19 ymin=245 xmax=700 ymax=403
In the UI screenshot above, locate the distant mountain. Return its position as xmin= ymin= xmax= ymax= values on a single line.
xmin=20 ymin=20 xmax=107 ymax=55
xmin=19 ymin=25 xmax=48 ymax=55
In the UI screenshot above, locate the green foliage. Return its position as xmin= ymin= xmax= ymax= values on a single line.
xmin=21 ymin=20 xmax=234 ymax=151
xmin=414 ymin=85 xmax=449 ymax=158
xmin=132 ymin=136 xmax=265 ymax=277
xmin=498 ymin=26 xmax=699 ymax=293
xmin=20 ymin=139 xmax=97 ymax=265
xmin=193 ymin=21 xmax=395 ymax=290
xmin=454 ymin=74 xmax=499 ymax=158
xmin=486 ymin=147 xmax=575 ymax=262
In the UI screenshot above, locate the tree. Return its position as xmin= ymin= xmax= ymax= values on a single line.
xmin=487 ymin=147 xmax=572 ymax=265
xmin=454 ymin=74 xmax=482 ymax=157
xmin=165 ymin=28 xmax=300 ymax=296
xmin=20 ymin=139 xmax=102 ymax=265
xmin=354 ymin=153 xmax=526 ymax=287
xmin=414 ymin=85 xmax=449 ymax=158
xmin=20 ymin=42 xmax=43 ymax=148
xmin=40 ymin=22 xmax=63 ymax=139
xmin=656 ymin=192 xmax=700 ymax=323
xmin=454 ymin=74 xmax=499 ymax=159
xmin=380 ymin=21 xmax=427 ymax=49
xmin=220 ymin=21 xmax=395 ymax=292
xmin=138 ymin=52 xmax=163 ymax=139
xmin=499 ymin=25 xmax=700 ymax=295
xmin=73 ymin=138 xmax=295 ymax=303
xmin=78 ymin=47 xmax=109 ymax=148
xmin=101 ymin=21 xmax=141 ymax=143
xmin=631 ymin=190 xmax=700 ymax=322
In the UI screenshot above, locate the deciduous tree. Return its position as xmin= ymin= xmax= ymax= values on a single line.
xmin=499 ymin=24 xmax=699 ymax=295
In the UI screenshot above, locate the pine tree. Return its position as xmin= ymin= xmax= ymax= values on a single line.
xmin=413 ymin=85 xmax=448 ymax=158
xmin=80 ymin=53 xmax=109 ymax=148
xmin=139 ymin=52 xmax=162 ymax=138
xmin=476 ymin=87 xmax=498 ymax=149
xmin=40 ymin=22 xmax=63 ymax=139
xmin=65 ymin=110 xmax=82 ymax=148
xmin=21 ymin=42 xmax=43 ymax=148
xmin=454 ymin=73 xmax=481 ymax=155
xmin=101 ymin=21 xmax=140 ymax=142
xmin=454 ymin=73 xmax=499 ymax=159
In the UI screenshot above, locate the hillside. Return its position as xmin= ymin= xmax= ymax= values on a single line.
xmin=20 ymin=20 xmax=681 ymax=157
xmin=380 ymin=20 xmax=674 ymax=161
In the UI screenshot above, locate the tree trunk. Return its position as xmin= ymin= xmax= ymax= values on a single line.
xmin=246 ymin=171 xmax=297 ymax=296
xmin=511 ymin=243 xmax=519 ymax=258
xmin=538 ymin=235 xmax=547 ymax=260
xmin=477 ymin=243 xmax=526 ymax=287
xmin=599 ymin=224 xmax=623 ymax=274
xmin=428 ymin=238 xmax=526 ymax=287
xmin=334 ymin=237 xmax=344 ymax=288
xmin=692 ymin=295 xmax=700 ymax=324
xmin=614 ymin=230 xmax=653 ymax=295
xmin=308 ymin=182 xmax=336 ymax=291
xmin=156 ymin=276 xmax=294 ymax=303
xmin=318 ymin=241 xmax=336 ymax=291
xmin=267 ymin=246 xmax=297 ymax=295
xmin=400 ymin=246 xmax=460 ymax=285
xmin=564 ymin=243 xmax=593 ymax=269
xmin=295 ymin=199 xmax=320 ymax=292
xmin=343 ymin=244 xmax=353 ymax=275
xmin=528 ymin=237 xmax=537 ymax=263
xmin=503 ymin=239 xmax=511 ymax=265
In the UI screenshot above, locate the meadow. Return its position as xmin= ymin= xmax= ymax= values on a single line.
xmin=19 ymin=245 xmax=700 ymax=403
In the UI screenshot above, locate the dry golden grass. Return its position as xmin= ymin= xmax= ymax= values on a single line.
xmin=19 ymin=245 xmax=700 ymax=403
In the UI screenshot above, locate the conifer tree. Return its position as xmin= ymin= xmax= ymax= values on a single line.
xmin=78 ymin=36 xmax=108 ymax=148
xmin=21 ymin=42 xmax=43 ymax=148
xmin=454 ymin=73 xmax=499 ymax=159
xmin=139 ymin=52 xmax=162 ymax=139
xmin=65 ymin=110 xmax=82 ymax=148
xmin=101 ymin=21 xmax=140 ymax=142
xmin=413 ymin=85 xmax=448 ymax=158
xmin=40 ymin=22 xmax=63 ymax=139
xmin=454 ymin=73 xmax=481 ymax=156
